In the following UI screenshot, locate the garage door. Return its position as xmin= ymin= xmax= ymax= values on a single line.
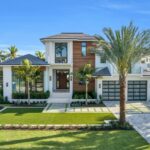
xmin=128 ymin=81 xmax=147 ymax=101
xmin=102 ymin=81 xmax=120 ymax=101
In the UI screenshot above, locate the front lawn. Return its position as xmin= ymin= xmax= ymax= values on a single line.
xmin=0 ymin=108 xmax=115 ymax=124
xmin=0 ymin=130 xmax=149 ymax=150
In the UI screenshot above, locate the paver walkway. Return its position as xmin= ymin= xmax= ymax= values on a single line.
xmin=104 ymin=101 xmax=150 ymax=143
xmin=43 ymin=103 xmax=110 ymax=113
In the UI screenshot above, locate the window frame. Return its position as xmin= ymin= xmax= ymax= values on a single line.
xmin=81 ymin=42 xmax=87 ymax=57
xmin=55 ymin=43 xmax=68 ymax=63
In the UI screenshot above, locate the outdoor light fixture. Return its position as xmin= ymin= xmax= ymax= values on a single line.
xmin=70 ymin=76 xmax=72 ymax=81
xmin=49 ymin=76 xmax=51 ymax=81
xmin=6 ymin=82 xmax=8 ymax=87
xmin=99 ymin=84 xmax=101 ymax=88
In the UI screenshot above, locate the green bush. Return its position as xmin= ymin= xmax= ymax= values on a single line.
xmin=0 ymin=95 xmax=10 ymax=104
xmin=12 ymin=91 xmax=50 ymax=99
xmin=72 ymin=91 xmax=97 ymax=99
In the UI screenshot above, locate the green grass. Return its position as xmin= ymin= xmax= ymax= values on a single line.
xmin=0 ymin=130 xmax=149 ymax=150
xmin=0 ymin=108 xmax=115 ymax=124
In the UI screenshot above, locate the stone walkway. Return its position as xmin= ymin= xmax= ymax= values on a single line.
xmin=104 ymin=101 xmax=150 ymax=143
xmin=43 ymin=103 xmax=110 ymax=113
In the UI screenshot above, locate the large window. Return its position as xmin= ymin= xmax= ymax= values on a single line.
xmin=55 ymin=43 xmax=68 ymax=63
xmin=81 ymin=42 xmax=87 ymax=57
xmin=12 ymin=70 xmax=44 ymax=93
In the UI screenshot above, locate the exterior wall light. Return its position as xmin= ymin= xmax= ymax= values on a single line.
xmin=49 ymin=76 xmax=51 ymax=81
xmin=99 ymin=84 xmax=101 ymax=88
xmin=6 ymin=82 xmax=8 ymax=87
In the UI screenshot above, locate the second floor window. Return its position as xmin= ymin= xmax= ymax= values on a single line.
xmin=55 ymin=43 xmax=68 ymax=63
xmin=81 ymin=42 xmax=87 ymax=57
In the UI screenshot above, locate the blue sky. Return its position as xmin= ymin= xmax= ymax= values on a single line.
xmin=0 ymin=0 xmax=150 ymax=55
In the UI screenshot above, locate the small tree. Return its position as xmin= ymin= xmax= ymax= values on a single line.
xmin=13 ymin=59 xmax=40 ymax=105
xmin=75 ymin=63 xmax=94 ymax=105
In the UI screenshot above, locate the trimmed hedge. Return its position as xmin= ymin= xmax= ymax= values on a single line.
xmin=12 ymin=91 xmax=50 ymax=99
xmin=72 ymin=91 xmax=97 ymax=99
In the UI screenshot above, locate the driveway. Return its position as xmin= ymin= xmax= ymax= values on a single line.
xmin=104 ymin=101 xmax=150 ymax=143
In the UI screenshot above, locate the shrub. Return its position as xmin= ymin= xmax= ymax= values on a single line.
xmin=72 ymin=91 xmax=97 ymax=99
xmin=12 ymin=91 xmax=50 ymax=99
xmin=0 ymin=95 xmax=10 ymax=104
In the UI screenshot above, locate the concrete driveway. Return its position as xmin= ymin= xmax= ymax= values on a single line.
xmin=104 ymin=101 xmax=150 ymax=143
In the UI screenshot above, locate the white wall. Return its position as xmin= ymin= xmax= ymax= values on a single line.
xmin=3 ymin=66 xmax=12 ymax=101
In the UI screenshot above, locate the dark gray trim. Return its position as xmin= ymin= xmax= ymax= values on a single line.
xmin=93 ymin=67 xmax=111 ymax=77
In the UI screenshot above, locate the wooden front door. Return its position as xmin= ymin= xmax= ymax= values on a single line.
xmin=56 ymin=70 xmax=69 ymax=89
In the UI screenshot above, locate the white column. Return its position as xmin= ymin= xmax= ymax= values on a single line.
xmin=147 ymin=80 xmax=150 ymax=101
xmin=3 ymin=66 xmax=12 ymax=102
xmin=96 ymin=79 xmax=102 ymax=99
xmin=44 ymin=67 xmax=49 ymax=92
xmin=125 ymin=79 xmax=128 ymax=101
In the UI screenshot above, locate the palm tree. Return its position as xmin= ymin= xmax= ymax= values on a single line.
xmin=75 ymin=63 xmax=95 ymax=105
xmin=8 ymin=46 xmax=18 ymax=59
xmin=13 ymin=59 xmax=40 ymax=105
xmin=95 ymin=22 xmax=150 ymax=125
xmin=0 ymin=50 xmax=8 ymax=62
xmin=35 ymin=51 xmax=45 ymax=60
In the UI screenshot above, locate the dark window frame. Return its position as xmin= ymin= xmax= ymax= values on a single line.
xmin=55 ymin=43 xmax=68 ymax=63
xmin=81 ymin=42 xmax=87 ymax=57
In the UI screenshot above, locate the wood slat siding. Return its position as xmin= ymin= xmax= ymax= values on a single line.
xmin=73 ymin=41 xmax=95 ymax=92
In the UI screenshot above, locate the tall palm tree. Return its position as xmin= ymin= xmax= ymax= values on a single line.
xmin=95 ymin=22 xmax=150 ymax=125
xmin=8 ymin=46 xmax=18 ymax=59
xmin=35 ymin=51 xmax=45 ymax=60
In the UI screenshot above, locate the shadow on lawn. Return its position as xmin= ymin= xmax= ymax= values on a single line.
xmin=0 ymin=131 xmax=149 ymax=150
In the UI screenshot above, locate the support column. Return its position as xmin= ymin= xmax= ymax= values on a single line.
xmin=3 ymin=66 xmax=12 ymax=102
xmin=44 ymin=66 xmax=49 ymax=92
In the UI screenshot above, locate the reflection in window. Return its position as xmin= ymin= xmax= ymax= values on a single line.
xmin=81 ymin=42 xmax=86 ymax=57
xmin=12 ymin=69 xmax=44 ymax=93
xmin=55 ymin=43 xmax=68 ymax=63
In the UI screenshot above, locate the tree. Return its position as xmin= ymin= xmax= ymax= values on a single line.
xmin=13 ymin=59 xmax=40 ymax=105
xmin=94 ymin=22 xmax=150 ymax=125
xmin=75 ymin=63 xmax=95 ymax=105
xmin=0 ymin=50 xmax=8 ymax=62
xmin=8 ymin=46 xmax=18 ymax=59
xmin=35 ymin=51 xmax=45 ymax=60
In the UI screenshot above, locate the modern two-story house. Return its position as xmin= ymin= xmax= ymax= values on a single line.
xmin=0 ymin=32 xmax=150 ymax=103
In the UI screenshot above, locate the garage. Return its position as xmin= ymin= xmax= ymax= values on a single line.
xmin=102 ymin=81 xmax=120 ymax=101
xmin=128 ymin=81 xmax=147 ymax=101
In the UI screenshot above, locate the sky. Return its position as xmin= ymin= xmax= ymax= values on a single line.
xmin=0 ymin=0 xmax=150 ymax=55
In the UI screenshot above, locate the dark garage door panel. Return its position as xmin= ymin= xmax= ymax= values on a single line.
xmin=128 ymin=81 xmax=147 ymax=101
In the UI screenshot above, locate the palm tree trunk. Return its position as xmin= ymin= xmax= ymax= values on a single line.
xmin=85 ymin=80 xmax=88 ymax=105
xmin=27 ymin=80 xmax=30 ymax=105
xmin=119 ymin=74 xmax=126 ymax=126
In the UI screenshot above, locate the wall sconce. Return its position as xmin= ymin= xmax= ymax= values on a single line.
xmin=6 ymin=82 xmax=8 ymax=87
xmin=99 ymin=84 xmax=101 ymax=88
xmin=49 ymin=76 xmax=51 ymax=81
xmin=70 ymin=76 xmax=72 ymax=81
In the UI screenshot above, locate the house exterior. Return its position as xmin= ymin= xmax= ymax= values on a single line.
xmin=0 ymin=32 xmax=150 ymax=103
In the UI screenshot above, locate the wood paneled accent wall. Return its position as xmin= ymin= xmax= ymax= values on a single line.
xmin=73 ymin=41 xmax=95 ymax=92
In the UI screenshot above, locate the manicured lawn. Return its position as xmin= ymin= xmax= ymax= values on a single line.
xmin=0 ymin=108 xmax=115 ymax=124
xmin=0 ymin=130 xmax=149 ymax=150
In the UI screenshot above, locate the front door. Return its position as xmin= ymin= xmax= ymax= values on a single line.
xmin=56 ymin=70 xmax=69 ymax=89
